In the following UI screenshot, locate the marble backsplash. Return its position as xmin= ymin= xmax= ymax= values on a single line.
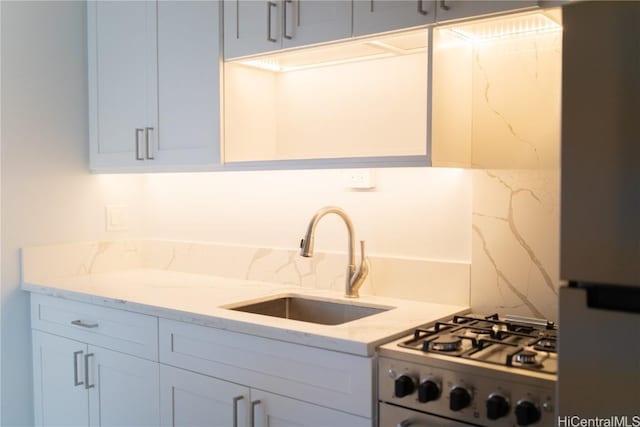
xmin=471 ymin=170 xmax=560 ymax=321
xmin=468 ymin=29 xmax=562 ymax=321
xmin=21 ymin=239 xmax=470 ymax=307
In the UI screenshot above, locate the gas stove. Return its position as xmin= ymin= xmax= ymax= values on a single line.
xmin=378 ymin=313 xmax=557 ymax=426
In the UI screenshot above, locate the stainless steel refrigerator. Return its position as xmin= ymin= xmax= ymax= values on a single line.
xmin=559 ymin=0 xmax=640 ymax=420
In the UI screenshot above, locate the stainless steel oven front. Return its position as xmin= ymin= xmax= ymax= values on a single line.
xmin=380 ymin=401 xmax=473 ymax=427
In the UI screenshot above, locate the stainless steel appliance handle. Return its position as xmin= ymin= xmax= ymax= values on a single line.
xmin=135 ymin=128 xmax=145 ymax=160
xmin=232 ymin=396 xmax=244 ymax=427
xmin=267 ymin=2 xmax=277 ymax=42
xmin=284 ymin=0 xmax=293 ymax=39
xmin=417 ymin=0 xmax=428 ymax=15
xmin=84 ymin=353 xmax=95 ymax=389
xmin=73 ymin=350 xmax=84 ymax=386
xmin=145 ymin=127 xmax=154 ymax=160
xmin=71 ymin=320 xmax=99 ymax=329
xmin=439 ymin=0 xmax=450 ymax=11
xmin=250 ymin=400 xmax=261 ymax=427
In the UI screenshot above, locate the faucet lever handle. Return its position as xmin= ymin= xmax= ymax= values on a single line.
xmin=359 ymin=240 xmax=366 ymax=261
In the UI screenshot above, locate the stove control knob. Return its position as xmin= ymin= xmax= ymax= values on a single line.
xmin=515 ymin=400 xmax=541 ymax=426
xmin=449 ymin=387 xmax=471 ymax=411
xmin=394 ymin=375 xmax=416 ymax=398
xmin=418 ymin=380 xmax=440 ymax=403
xmin=486 ymin=394 xmax=510 ymax=420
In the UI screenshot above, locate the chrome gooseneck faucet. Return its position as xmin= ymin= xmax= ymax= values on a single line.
xmin=299 ymin=206 xmax=370 ymax=298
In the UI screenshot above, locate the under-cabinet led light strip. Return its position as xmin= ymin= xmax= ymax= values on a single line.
xmin=446 ymin=12 xmax=562 ymax=42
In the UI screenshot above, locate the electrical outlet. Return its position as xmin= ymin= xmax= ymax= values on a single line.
xmin=343 ymin=169 xmax=375 ymax=189
xmin=105 ymin=204 xmax=128 ymax=232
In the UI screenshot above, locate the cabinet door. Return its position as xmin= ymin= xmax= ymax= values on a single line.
xmin=282 ymin=1 xmax=352 ymax=49
xmin=88 ymin=346 xmax=160 ymax=427
xmin=160 ymin=365 xmax=250 ymax=427
xmin=32 ymin=331 xmax=89 ymax=427
xmin=250 ymin=390 xmax=371 ymax=427
xmin=224 ymin=0 xmax=281 ymax=59
xmin=434 ymin=0 xmax=537 ymax=23
xmin=156 ymin=1 xmax=221 ymax=167
xmin=353 ymin=0 xmax=435 ymax=37
xmin=88 ymin=1 xmax=158 ymax=169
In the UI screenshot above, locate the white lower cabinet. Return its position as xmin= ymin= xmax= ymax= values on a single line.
xmin=250 ymin=389 xmax=370 ymax=427
xmin=160 ymin=365 xmax=250 ymax=427
xmin=160 ymin=365 xmax=370 ymax=427
xmin=32 ymin=330 xmax=160 ymax=427
xmin=88 ymin=346 xmax=160 ymax=426
xmin=33 ymin=331 xmax=89 ymax=426
xmin=31 ymin=296 xmax=375 ymax=427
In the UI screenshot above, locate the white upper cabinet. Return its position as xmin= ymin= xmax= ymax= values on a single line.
xmin=156 ymin=1 xmax=221 ymax=168
xmin=88 ymin=1 xmax=221 ymax=172
xmin=88 ymin=1 xmax=157 ymax=169
xmin=223 ymin=0 xmax=352 ymax=59
xmin=353 ymin=0 xmax=436 ymax=37
xmin=434 ymin=0 xmax=538 ymax=23
xmin=223 ymin=1 xmax=281 ymax=59
xmin=281 ymin=1 xmax=352 ymax=49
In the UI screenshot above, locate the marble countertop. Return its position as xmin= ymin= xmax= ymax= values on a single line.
xmin=23 ymin=268 xmax=469 ymax=356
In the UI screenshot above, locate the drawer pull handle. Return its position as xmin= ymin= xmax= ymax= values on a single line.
xmin=145 ymin=127 xmax=155 ymax=160
xmin=417 ymin=0 xmax=428 ymax=15
xmin=71 ymin=320 xmax=99 ymax=328
xmin=250 ymin=400 xmax=261 ymax=427
xmin=398 ymin=420 xmax=413 ymax=427
xmin=283 ymin=0 xmax=293 ymax=40
xmin=84 ymin=353 xmax=95 ymax=389
xmin=439 ymin=0 xmax=450 ymax=11
xmin=135 ymin=128 xmax=145 ymax=160
xmin=267 ymin=2 xmax=277 ymax=42
xmin=232 ymin=396 xmax=244 ymax=427
xmin=73 ymin=350 xmax=84 ymax=386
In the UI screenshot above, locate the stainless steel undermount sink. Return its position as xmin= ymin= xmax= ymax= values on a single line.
xmin=227 ymin=295 xmax=393 ymax=326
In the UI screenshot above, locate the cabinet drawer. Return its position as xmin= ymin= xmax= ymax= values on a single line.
xmin=31 ymin=294 xmax=158 ymax=361
xmin=159 ymin=318 xmax=374 ymax=418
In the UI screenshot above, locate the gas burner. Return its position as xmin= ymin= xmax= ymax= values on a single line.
xmin=532 ymin=337 xmax=557 ymax=353
xmin=514 ymin=350 xmax=538 ymax=365
xmin=472 ymin=321 xmax=499 ymax=330
xmin=430 ymin=335 xmax=462 ymax=352
xmin=468 ymin=327 xmax=494 ymax=336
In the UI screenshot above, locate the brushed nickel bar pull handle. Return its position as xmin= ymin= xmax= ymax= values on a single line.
xmin=439 ymin=0 xmax=450 ymax=11
xmin=250 ymin=400 xmax=261 ymax=427
xmin=71 ymin=320 xmax=99 ymax=329
xmin=232 ymin=396 xmax=244 ymax=427
xmin=418 ymin=0 xmax=428 ymax=15
xmin=284 ymin=0 xmax=293 ymax=39
xmin=84 ymin=353 xmax=95 ymax=389
xmin=145 ymin=127 xmax=154 ymax=160
xmin=135 ymin=128 xmax=145 ymax=160
xmin=235 ymin=0 xmax=240 ymax=39
xmin=267 ymin=2 xmax=277 ymax=42
xmin=73 ymin=350 xmax=84 ymax=386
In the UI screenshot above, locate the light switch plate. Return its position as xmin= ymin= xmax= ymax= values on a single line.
xmin=105 ymin=204 xmax=128 ymax=231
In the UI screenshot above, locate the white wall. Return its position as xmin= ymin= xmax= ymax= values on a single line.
xmin=1 ymin=3 xmax=146 ymax=425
